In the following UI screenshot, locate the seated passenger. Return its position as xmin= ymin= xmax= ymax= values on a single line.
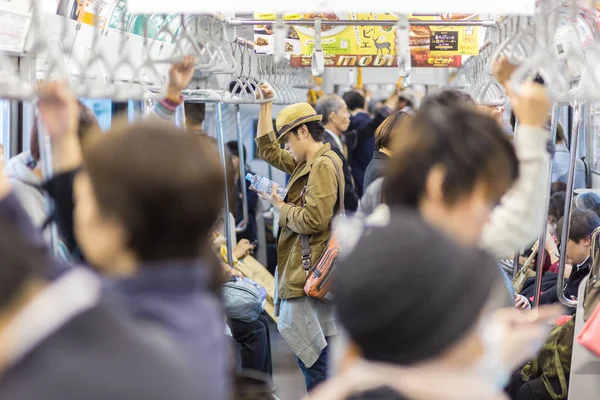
xmin=310 ymin=209 xmax=559 ymax=400
xmin=573 ymin=191 xmax=600 ymax=218
xmin=533 ymin=209 xmax=600 ymax=311
xmin=547 ymin=191 xmax=566 ymax=237
xmin=36 ymin=80 xmax=230 ymax=399
xmin=4 ymin=102 xmax=99 ymax=261
xmin=362 ymin=110 xmax=411 ymax=191
xmin=0 ymin=183 xmax=197 ymax=399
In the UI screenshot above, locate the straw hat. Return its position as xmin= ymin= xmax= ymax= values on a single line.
xmin=275 ymin=102 xmax=323 ymax=143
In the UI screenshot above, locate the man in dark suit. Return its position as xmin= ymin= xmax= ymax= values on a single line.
xmin=315 ymin=94 xmax=359 ymax=212
xmin=0 ymin=193 xmax=199 ymax=400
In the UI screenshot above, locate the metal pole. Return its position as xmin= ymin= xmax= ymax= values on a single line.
xmin=513 ymin=252 xmax=520 ymax=278
xmin=215 ymin=103 xmax=234 ymax=266
xmin=37 ymin=115 xmax=59 ymax=257
xmin=556 ymin=103 xmax=581 ymax=309
xmin=234 ymin=105 xmax=249 ymax=233
xmin=228 ymin=18 xmax=497 ymax=27
xmin=533 ymin=105 xmax=559 ymax=308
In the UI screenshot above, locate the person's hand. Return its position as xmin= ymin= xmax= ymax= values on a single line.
xmin=257 ymin=81 xmax=275 ymax=100
xmin=256 ymin=183 xmax=285 ymax=210
xmin=515 ymin=294 xmax=532 ymax=311
xmin=167 ymin=55 xmax=196 ymax=99
xmin=488 ymin=304 xmax=564 ymax=371
xmin=222 ymin=262 xmax=243 ymax=278
xmin=506 ymin=81 xmax=551 ymax=128
xmin=492 ymin=56 xmax=518 ymax=87
xmin=37 ymin=81 xmax=79 ymax=140
xmin=233 ymin=239 xmax=255 ymax=260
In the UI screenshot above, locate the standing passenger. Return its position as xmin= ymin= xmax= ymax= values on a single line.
xmin=342 ymin=90 xmax=373 ymax=197
xmin=36 ymin=80 xmax=230 ymax=400
xmin=316 ymin=95 xmax=359 ymax=212
xmin=255 ymin=84 xmax=342 ymax=392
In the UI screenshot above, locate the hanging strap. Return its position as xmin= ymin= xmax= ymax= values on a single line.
xmin=301 ymin=153 xmax=344 ymax=271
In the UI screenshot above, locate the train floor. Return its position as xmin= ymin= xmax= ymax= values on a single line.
xmin=269 ymin=319 xmax=308 ymax=400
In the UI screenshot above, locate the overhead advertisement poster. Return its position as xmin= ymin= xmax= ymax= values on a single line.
xmin=253 ymin=12 xmax=478 ymax=68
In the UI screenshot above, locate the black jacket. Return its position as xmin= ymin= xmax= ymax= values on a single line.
xmin=533 ymin=258 xmax=591 ymax=315
xmin=323 ymin=132 xmax=359 ymax=212
xmin=363 ymin=151 xmax=390 ymax=191
xmin=0 ymin=301 xmax=198 ymax=400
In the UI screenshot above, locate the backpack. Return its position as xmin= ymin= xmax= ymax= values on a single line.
xmin=301 ymin=154 xmax=345 ymax=303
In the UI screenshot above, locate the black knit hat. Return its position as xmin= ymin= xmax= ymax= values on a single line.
xmin=334 ymin=208 xmax=500 ymax=365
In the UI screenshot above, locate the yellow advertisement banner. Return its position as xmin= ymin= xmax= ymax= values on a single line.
xmin=254 ymin=12 xmax=478 ymax=67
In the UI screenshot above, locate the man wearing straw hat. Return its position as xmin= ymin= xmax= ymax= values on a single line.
xmin=254 ymin=83 xmax=343 ymax=393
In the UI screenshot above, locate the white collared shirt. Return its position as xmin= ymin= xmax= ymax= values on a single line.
xmin=325 ymin=129 xmax=344 ymax=152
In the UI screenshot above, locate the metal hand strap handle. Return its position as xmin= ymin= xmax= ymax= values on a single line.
xmin=311 ymin=18 xmax=325 ymax=77
xmin=246 ymin=49 xmax=267 ymax=104
xmin=138 ymin=20 xmax=165 ymax=89
xmin=211 ymin=18 xmax=237 ymax=74
xmin=532 ymin=105 xmax=559 ymax=308
xmin=196 ymin=16 xmax=225 ymax=73
xmin=26 ymin=0 xmax=49 ymax=54
xmin=147 ymin=18 xmax=193 ymax=66
xmin=257 ymin=55 xmax=278 ymax=103
xmin=556 ymin=102 xmax=582 ymax=309
xmin=110 ymin=14 xmax=145 ymax=101
xmin=222 ymin=43 xmax=255 ymax=104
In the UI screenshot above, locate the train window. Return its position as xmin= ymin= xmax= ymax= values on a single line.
xmin=79 ymin=99 xmax=113 ymax=131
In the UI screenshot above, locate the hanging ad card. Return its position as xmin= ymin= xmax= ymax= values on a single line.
xmin=253 ymin=12 xmax=474 ymax=68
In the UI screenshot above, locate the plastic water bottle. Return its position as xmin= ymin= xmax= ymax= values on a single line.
xmin=245 ymin=173 xmax=288 ymax=199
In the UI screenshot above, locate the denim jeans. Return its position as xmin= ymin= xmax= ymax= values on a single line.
xmin=297 ymin=340 xmax=330 ymax=392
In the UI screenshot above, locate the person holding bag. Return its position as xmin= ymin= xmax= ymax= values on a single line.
xmin=254 ymin=83 xmax=343 ymax=392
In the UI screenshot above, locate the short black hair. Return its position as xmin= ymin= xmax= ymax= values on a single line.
xmin=420 ymin=89 xmax=474 ymax=109
xmin=398 ymin=95 xmax=413 ymax=108
xmin=343 ymin=91 xmax=366 ymax=112
xmin=383 ymin=104 xmax=519 ymax=208
xmin=184 ymin=103 xmax=206 ymax=126
xmin=226 ymin=141 xmax=247 ymax=162
xmin=551 ymin=182 xmax=567 ymax=195
xmin=291 ymin=121 xmax=325 ymax=143
xmin=0 ymin=214 xmax=45 ymax=308
xmin=557 ymin=209 xmax=600 ymax=243
xmin=548 ymin=192 xmax=566 ymax=224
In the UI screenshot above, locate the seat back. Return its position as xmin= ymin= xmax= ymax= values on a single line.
xmin=568 ymin=276 xmax=600 ymax=400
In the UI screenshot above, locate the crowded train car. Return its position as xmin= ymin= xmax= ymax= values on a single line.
xmin=0 ymin=0 xmax=600 ymax=399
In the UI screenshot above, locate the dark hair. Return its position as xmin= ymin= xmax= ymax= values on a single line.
xmin=398 ymin=95 xmax=413 ymax=109
xmin=420 ymin=89 xmax=474 ymax=109
xmin=548 ymin=192 xmax=566 ymax=225
xmin=83 ymin=119 xmax=224 ymax=262
xmin=374 ymin=111 xmax=411 ymax=150
xmin=226 ymin=141 xmax=247 ymax=162
xmin=574 ymin=192 xmax=600 ymax=211
xmin=184 ymin=103 xmax=206 ymax=126
xmin=343 ymin=91 xmax=366 ymax=112
xmin=556 ymin=123 xmax=566 ymax=144
xmin=557 ymin=209 xmax=600 ymax=243
xmin=383 ymin=104 xmax=519 ymax=208
xmin=347 ymin=387 xmax=406 ymax=400
xmin=291 ymin=121 xmax=326 ymax=143
xmin=0 ymin=214 xmax=45 ymax=308
xmin=551 ymin=182 xmax=567 ymax=196
xmin=31 ymin=101 xmax=100 ymax=161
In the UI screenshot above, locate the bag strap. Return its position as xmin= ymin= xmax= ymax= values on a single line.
xmin=300 ymin=153 xmax=345 ymax=271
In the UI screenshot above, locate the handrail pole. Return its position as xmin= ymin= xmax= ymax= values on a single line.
xmin=216 ymin=103 xmax=234 ymax=266
xmin=556 ymin=103 xmax=581 ymax=309
xmin=533 ymin=105 xmax=559 ymax=308
xmin=235 ymin=104 xmax=249 ymax=233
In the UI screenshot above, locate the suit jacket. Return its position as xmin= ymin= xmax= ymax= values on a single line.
xmin=363 ymin=151 xmax=389 ymax=192
xmin=0 ymin=300 xmax=199 ymax=400
xmin=323 ymin=131 xmax=359 ymax=212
